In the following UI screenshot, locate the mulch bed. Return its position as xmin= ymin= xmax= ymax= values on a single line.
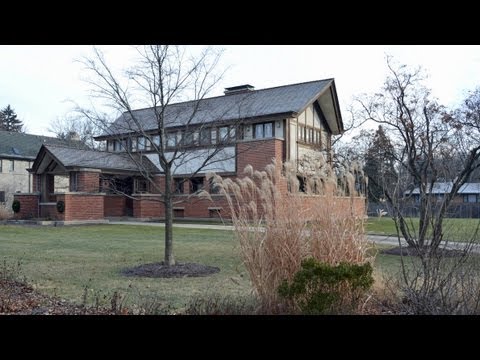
xmin=0 ymin=279 xmax=127 ymax=315
xmin=381 ymin=246 xmax=475 ymax=257
xmin=121 ymin=262 xmax=220 ymax=278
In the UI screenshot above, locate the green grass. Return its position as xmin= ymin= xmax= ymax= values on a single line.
xmin=366 ymin=217 xmax=480 ymax=242
xmin=0 ymin=224 xmax=250 ymax=313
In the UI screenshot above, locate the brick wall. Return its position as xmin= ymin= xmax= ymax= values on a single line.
xmin=237 ymin=138 xmax=284 ymax=175
xmin=13 ymin=194 xmax=39 ymax=219
xmin=77 ymin=172 xmax=100 ymax=193
xmin=104 ymin=195 xmax=126 ymax=217
xmin=57 ymin=193 xmax=104 ymax=221
xmin=40 ymin=202 xmax=61 ymax=220
xmin=133 ymin=195 xmax=164 ymax=218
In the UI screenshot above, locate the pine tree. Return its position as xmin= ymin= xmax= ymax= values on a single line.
xmin=364 ymin=125 xmax=397 ymax=203
xmin=0 ymin=105 xmax=24 ymax=132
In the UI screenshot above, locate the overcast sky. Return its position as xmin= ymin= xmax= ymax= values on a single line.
xmin=1 ymin=45 xmax=480 ymax=136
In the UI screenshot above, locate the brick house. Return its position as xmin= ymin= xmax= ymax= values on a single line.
xmin=0 ymin=130 xmax=86 ymax=215
xmin=14 ymin=79 xmax=365 ymax=222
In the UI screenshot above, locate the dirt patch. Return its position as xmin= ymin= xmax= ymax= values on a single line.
xmin=381 ymin=246 xmax=476 ymax=257
xmin=121 ymin=262 xmax=220 ymax=278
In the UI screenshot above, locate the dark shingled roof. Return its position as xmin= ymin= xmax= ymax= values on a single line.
xmin=98 ymin=79 xmax=334 ymax=137
xmin=41 ymin=145 xmax=159 ymax=173
xmin=0 ymin=131 xmax=88 ymax=160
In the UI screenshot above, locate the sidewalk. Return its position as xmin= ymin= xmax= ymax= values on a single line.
xmin=109 ymin=220 xmax=480 ymax=253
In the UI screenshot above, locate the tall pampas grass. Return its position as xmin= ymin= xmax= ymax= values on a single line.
xmin=201 ymin=157 xmax=373 ymax=313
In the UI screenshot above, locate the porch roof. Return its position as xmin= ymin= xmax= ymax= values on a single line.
xmin=31 ymin=145 xmax=160 ymax=174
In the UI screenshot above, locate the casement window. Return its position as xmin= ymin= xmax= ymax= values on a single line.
xmin=131 ymin=137 xmax=137 ymax=152
xmin=209 ymin=177 xmax=220 ymax=194
xmin=137 ymin=136 xmax=146 ymax=151
xmin=10 ymin=160 xmax=14 ymax=172
xmin=107 ymin=140 xmax=114 ymax=152
xmin=174 ymin=178 xmax=185 ymax=194
xmin=190 ymin=177 xmax=204 ymax=193
xmin=135 ymin=178 xmax=149 ymax=193
xmin=254 ymin=122 xmax=274 ymax=139
xmin=0 ymin=191 xmax=5 ymax=203
xmin=219 ymin=126 xmax=229 ymax=142
xmin=166 ymin=133 xmax=176 ymax=148
xmin=114 ymin=139 xmax=128 ymax=152
xmin=211 ymin=129 xmax=217 ymax=144
xmin=152 ymin=135 xmax=160 ymax=147
xmin=69 ymin=172 xmax=78 ymax=192
xmin=200 ymin=128 xmax=211 ymax=145
xmin=464 ymin=194 xmax=478 ymax=203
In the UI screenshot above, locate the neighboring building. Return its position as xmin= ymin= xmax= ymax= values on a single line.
xmin=14 ymin=79 xmax=365 ymax=222
xmin=406 ymin=182 xmax=480 ymax=218
xmin=0 ymin=131 xmax=87 ymax=214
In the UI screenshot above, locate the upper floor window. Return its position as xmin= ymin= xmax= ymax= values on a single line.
xmin=9 ymin=160 xmax=14 ymax=172
xmin=254 ymin=122 xmax=273 ymax=139
xmin=200 ymin=128 xmax=211 ymax=146
xmin=0 ymin=191 xmax=5 ymax=203
xmin=464 ymin=194 xmax=478 ymax=203
xmin=137 ymin=136 xmax=146 ymax=151
xmin=166 ymin=133 xmax=176 ymax=148
xmin=0 ymin=159 xmax=2 ymax=173
xmin=152 ymin=135 xmax=160 ymax=147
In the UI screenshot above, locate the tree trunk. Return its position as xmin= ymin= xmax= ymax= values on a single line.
xmin=164 ymin=169 xmax=175 ymax=266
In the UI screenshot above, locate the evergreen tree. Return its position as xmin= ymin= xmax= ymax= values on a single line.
xmin=0 ymin=105 xmax=24 ymax=132
xmin=364 ymin=125 xmax=397 ymax=203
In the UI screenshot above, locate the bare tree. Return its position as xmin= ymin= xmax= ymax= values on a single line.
xmin=354 ymin=57 xmax=480 ymax=251
xmin=48 ymin=114 xmax=102 ymax=149
xmin=76 ymin=45 xmax=240 ymax=266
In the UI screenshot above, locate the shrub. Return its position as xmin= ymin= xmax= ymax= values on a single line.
xmin=278 ymin=258 xmax=374 ymax=314
xmin=11 ymin=200 xmax=20 ymax=213
xmin=56 ymin=200 xmax=65 ymax=213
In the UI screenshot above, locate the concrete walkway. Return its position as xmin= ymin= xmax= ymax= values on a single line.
xmin=108 ymin=220 xmax=480 ymax=253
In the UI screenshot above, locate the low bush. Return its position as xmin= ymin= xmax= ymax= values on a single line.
xmin=278 ymin=258 xmax=374 ymax=314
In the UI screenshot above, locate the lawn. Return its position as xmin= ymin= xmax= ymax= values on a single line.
xmin=0 ymin=224 xmax=251 ymax=313
xmin=0 ymin=223 xmax=418 ymax=314
xmin=366 ymin=217 xmax=480 ymax=242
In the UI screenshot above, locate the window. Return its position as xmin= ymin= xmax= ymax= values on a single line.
xmin=10 ymin=160 xmax=14 ymax=172
xmin=114 ymin=139 xmax=127 ymax=152
xmin=135 ymin=178 xmax=149 ymax=193
xmin=152 ymin=135 xmax=160 ymax=147
xmin=166 ymin=133 xmax=176 ymax=148
xmin=107 ymin=140 xmax=114 ymax=152
xmin=0 ymin=159 xmax=2 ymax=173
xmin=70 ymin=172 xmax=78 ymax=192
xmin=298 ymin=125 xmax=305 ymax=142
xmin=254 ymin=122 xmax=274 ymax=139
xmin=211 ymin=129 xmax=217 ymax=144
xmin=209 ymin=177 xmax=220 ymax=194
xmin=219 ymin=126 xmax=229 ymax=142
xmin=131 ymin=137 xmax=137 ymax=152
xmin=174 ymin=178 xmax=185 ymax=194
xmin=184 ymin=132 xmax=195 ymax=146
xmin=464 ymin=194 xmax=478 ymax=203
xmin=200 ymin=128 xmax=211 ymax=145
xmin=137 ymin=136 xmax=146 ymax=151
xmin=190 ymin=177 xmax=204 ymax=193
xmin=0 ymin=191 xmax=5 ymax=203
xmin=229 ymin=126 xmax=237 ymax=140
